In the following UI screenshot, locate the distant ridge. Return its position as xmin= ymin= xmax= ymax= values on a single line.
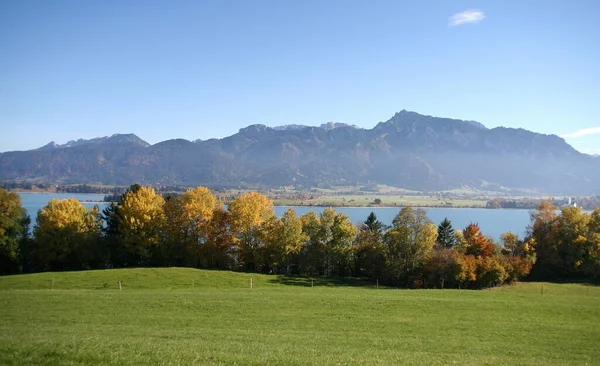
xmin=1 ymin=110 xmax=599 ymax=195
xmin=273 ymin=122 xmax=359 ymax=131
xmin=36 ymin=133 xmax=150 ymax=150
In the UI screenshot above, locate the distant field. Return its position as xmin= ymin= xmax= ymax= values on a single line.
xmin=1 ymin=268 xmax=598 ymax=365
xmin=273 ymin=195 xmax=487 ymax=208
xmin=231 ymin=185 xmax=492 ymax=208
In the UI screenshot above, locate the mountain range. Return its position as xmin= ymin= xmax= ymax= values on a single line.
xmin=1 ymin=110 xmax=598 ymax=195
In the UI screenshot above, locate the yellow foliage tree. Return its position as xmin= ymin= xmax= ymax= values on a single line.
xmin=227 ymin=192 xmax=275 ymax=270
xmin=180 ymin=187 xmax=219 ymax=233
xmin=163 ymin=187 xmax=220 ymax=266
xmin=0 ymin=188 xmax=28 ymax=273
xmin=33 ymin=198 xmax=102 ymax=270
xmin=118 ymin=186 xmax=166 ymax=265
xmin=262 ymin=208 xmax=307 ymax=274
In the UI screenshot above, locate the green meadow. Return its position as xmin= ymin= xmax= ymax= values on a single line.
xmin=1 ymin=268 xmax=599 ymax=365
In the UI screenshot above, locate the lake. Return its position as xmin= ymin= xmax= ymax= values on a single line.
xmin=18 ymin=193 xmax=533 ymax=239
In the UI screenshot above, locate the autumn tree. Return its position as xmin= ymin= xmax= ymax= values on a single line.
xmin=500 ymin=232 xmax=520 ymax=256
xmin=33 ymin=198 xmax=103 ymax=271
xmin=475 ymin=256 xmax=507 ymax=288
xmin=118 ymin=186 xmax=166 ymax=266
xmin=553 ymin=206 xmax=590 ymax=278
xmin=583 ymin=208 xmax=600 ymax=280
xmin=163 ymin=187 xmax=219 ymax=266
xmin=460 ymin=223 xmax=495 ymax=258
xmin=201 ymin=207 xmax=236 ymax=269
xmin=299 ymin=208 xmax=357 ymax=276
xmin=180 ymin=187 xmax=218 ymax=242
xmin=500 ymin=232 xmax=536 ymax=260
xmin=528 ymin=199 xmax=558 ymax=279
xmin=0 ymin=189 xmax=29 ymax=274
xmin=299 ymin=211 xmax=323 ymax=275
xmin=455 ymin=254 xmax=478 ymax=288
xmin=227 ymin=192 xmax=275 ymax=271
xmin=383 ymin=207 xmax=437 ymax=287
xmin=262 ymin=208 xmax=307 ymax=274
xmin=423 ymin=248 xmax=461 ymax=289
xmin=162 ymin=196 xmax=189 ymax=266
xmin=498 ymin=231 xmax=535 ymax=283
xmin=325 ymin=208 xmax=358 ymax=276
xmin=437 ymin=217 xmax=456 ymax=249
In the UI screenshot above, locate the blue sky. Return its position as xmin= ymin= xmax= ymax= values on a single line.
xmin=1 ymin=0 xmax=599 ymax=153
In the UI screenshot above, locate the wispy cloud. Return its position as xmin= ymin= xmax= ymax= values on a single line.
xmin=576 ymin=147 xmax=600 ymax=156
xmin=449 ymin=9 xmax=486 ymax=26
xmin=561 ymin=127 xmax=600 ymax=138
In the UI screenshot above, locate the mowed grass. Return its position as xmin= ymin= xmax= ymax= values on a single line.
xmin=1 ymin=268 xmax=599 ymax=365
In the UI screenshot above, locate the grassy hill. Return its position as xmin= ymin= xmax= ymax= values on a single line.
xmin=0 ymin=267 xmax=373 ymax=290
xmin=1 ymin=268 xmax=599 ymax=365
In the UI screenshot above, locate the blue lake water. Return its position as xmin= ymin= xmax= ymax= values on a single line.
xmin=18 ymin=193 xmax=533 ymax=239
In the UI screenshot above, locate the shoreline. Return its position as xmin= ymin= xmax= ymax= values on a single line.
xmin=14 ymin=192 xmax=593 ymax=211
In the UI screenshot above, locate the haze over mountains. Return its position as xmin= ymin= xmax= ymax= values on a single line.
xmin=1 ymin=110 xmax=598 ymax=195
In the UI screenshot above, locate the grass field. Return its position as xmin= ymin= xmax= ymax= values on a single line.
xmin=272 ymin=195 xmax=487 ymax=208
xmin=1 ymin=268 xmax=599 ymax=365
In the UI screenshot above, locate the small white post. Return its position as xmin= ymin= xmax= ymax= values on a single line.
xmin=118 ymin=281 xmax=122 ymax=291
xmin=311 ymin=279 xmax=314 ymax=288
xmin=250 ymin=278 xmax=253 ymax=289
xmin=376 ymin=279 xmax=379 ymax=289
xmin=51 ymin=277 xmax=54 ymax=290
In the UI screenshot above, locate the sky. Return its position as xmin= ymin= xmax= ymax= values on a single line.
xmin=1 ymin=0 xmax=599 ymax=154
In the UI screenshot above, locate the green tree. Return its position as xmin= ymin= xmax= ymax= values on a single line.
xmin=101 ymin=202 xmax=124 ymax=267
xmin=437 ymin=218 xmax=456 ymax=249
xmin=316 ymin=208 xmax=357 ymax=276
xmin=0 ymin=188 xmax=29 ymax=274
xmin=262 ymin=208 xmax=307 ymax=274
xmin=364 ymin=212 xmax=385 ymax=235
xmin=354 ymin=212 xmax=386 ymax=278
xmin=327 ymin=209 xmax=358 ymax=276
xmin=299 ymin=208 xmax=357 ymax=276
xmin=354 ymin=228 xmax=386 ymax=279
xmin=384 ymin=207 xmax=438 ymax=287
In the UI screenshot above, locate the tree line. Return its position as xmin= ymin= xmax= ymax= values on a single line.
xmin=1 ymin=186 xmax=598 ymax=287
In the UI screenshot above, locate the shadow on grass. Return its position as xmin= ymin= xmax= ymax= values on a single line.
xmin=268 ymin=275 xmax=377 ymax=288
xmin=522 ymin=278 xmax=600 ymax=287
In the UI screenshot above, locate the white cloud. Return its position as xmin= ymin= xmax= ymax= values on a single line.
xmin=561 ymin=127 xmax=600 ymax=138
xmin=449 ymin=9 xmax=486 ymax=26
xmin=577 ymin=147 xmax=600 ymax=155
